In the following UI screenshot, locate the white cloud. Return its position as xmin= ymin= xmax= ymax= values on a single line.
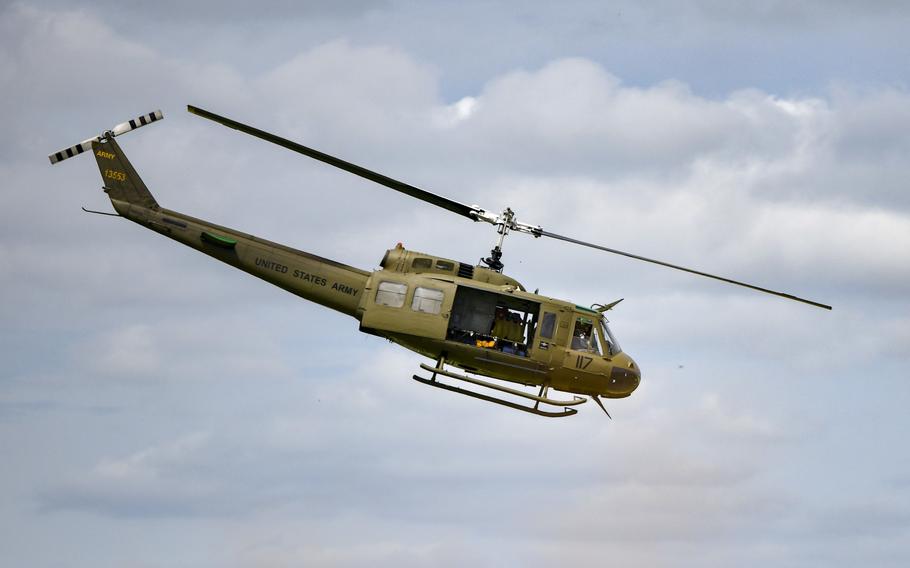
xmin=94 ymin=431 xmax=210 ymax=480
xmin=3 ymin=4 xmax=910 ymax=568
xmin=81 ymin=324 xmax=162 ymax=378
xmin=432 ymin=95 xmax=478 ymax=128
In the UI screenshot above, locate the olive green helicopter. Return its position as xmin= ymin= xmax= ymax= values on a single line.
xmin=49 ymin=107 xmax=831 ymax=418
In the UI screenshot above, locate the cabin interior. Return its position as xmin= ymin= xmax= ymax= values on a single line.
xmin=446 ymin=286 xmax=539 ymax=357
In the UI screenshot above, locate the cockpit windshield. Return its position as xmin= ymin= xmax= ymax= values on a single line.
xmin=571 ymin=314 xmax=622 ymax=357
xmin=600 ymin=317 xmax=621 ymax=356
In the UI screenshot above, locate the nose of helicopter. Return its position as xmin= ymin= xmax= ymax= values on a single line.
xmin=608 ymin=353 xmax=641 ymax=395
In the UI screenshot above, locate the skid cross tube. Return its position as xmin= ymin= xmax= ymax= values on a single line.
xmin=413 ymin=361 xmax=586 ymax=418
xmin=417 ymin=363 xmax=586 ymax=407
xmin=412 ymin=375 xmax=578 ymax=418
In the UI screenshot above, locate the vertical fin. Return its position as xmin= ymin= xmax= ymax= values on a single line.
xmin=92 ymin=137 xmax=159 ymax=210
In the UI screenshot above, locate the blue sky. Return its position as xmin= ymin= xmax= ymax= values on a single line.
xmin=2 ymin=2 xmax=909 ymax=566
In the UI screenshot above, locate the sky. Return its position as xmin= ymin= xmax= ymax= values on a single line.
xmin=1 ymin=1 xmax=909 ymax=566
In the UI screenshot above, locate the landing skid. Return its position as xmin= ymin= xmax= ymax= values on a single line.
xmin=412 ymin=357 xmax=587 ymax=418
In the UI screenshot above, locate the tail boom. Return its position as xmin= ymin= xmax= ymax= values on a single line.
xmin=116 ymin=202 xmax=370 ymax=318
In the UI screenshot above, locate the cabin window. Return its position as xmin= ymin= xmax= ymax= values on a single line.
xmin=412 ymin=286 xmax=445 ymax=314
xmin=376 ymin=281 xmax=407 ymax=308
xmin=435 ymin=260 xmax=454 ymax=271
xmin=412 ymin=258 xmax=432 ymax=269
xmin=540 ymin=312 xmax=557 ymax=339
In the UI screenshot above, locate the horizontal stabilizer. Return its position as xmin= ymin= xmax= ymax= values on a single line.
xmin=49 ymin=109 xmax=163 ymax=165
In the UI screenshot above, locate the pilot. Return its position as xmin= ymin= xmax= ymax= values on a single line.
xmin=572 ymin=319 xmax=592 ymax=350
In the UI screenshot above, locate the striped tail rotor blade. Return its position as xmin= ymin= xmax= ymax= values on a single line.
xmin=111 ymin=110 xmax=164 ymax=137
xmin=48 ymin=136 xmax=99 ymax=165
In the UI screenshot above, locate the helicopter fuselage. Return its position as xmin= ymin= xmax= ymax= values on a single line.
xmin=108 ymin=183 xmax=640 ymax=400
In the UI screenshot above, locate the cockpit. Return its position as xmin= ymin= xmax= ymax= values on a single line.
xmin=570 ymin=314 xmax=621 ymax=356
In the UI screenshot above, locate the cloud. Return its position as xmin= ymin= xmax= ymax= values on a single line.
xmin=40 ymin=432 xmax=225 ymax=518
xmin=4 ymin=4 xmax=910 ymax=568
xmin=78 ymin=324 xmax=162 ymax=378
xmin=257 ymin=39 xmax=441 ymax=139
xmin=25 ymin=0 xmax=389 ymax=24
xmin=813 ymin=498 xmax=910 ymax=538
xmin=93 ymin=431 xmax=210 ymax=480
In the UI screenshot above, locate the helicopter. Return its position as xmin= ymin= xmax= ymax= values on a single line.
xmin=49 ymin=106 xmax=831 ymax=418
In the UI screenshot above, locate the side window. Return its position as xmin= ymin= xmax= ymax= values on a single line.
xmin=571 ymin=317 xmax=596 ymax=352
xmin=435 ymin=260 xmax=454 ymax=271
xmin=412 ymin=258 xmax=432 ymax=269
xmin=540 ymin=312 xmax=556 ymax=339
xmin=376 ymin=281 xmax=407 ymax=308
xmin=411 ymin=287 xmax=444 ymax=314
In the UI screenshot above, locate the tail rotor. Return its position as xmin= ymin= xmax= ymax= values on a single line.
xmin=48 ymin=110 xmax=163 ymax=165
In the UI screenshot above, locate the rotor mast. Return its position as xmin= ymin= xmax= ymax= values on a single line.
xmin=483 ymin=207 xmax=512 ymax=272
xmin=475 ymin=207 xmax=543 ymax=272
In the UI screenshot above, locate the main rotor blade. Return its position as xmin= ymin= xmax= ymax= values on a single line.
xmin=187 ymin=105 xmax=478 ymax=219
xmin=539 ymin=230 xmax=832 ymax=310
